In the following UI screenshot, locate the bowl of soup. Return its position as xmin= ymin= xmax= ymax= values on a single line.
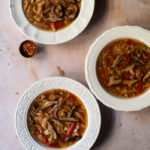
xmin=16 ymin=77 xmax=101 ymax=150
xmin=85 ymin=26 xmax=150 ymax=111
xmin=10 ymin=0 xmax=95 ymax=44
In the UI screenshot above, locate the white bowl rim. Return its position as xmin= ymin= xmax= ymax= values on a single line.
xmin=15 ymin=77 xmax=101 ymax=150
xmin=85 ymin=25 xmax=150 ymax=111
xmin=9 ymin=0 xmax=95 ymax=44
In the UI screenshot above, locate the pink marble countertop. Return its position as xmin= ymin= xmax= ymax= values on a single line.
xmin=1 ymin=0 xmax=150 ymax=150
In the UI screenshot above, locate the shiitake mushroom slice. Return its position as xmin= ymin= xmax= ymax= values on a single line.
xmin=64 ymin=4 xmax=78 ymax=20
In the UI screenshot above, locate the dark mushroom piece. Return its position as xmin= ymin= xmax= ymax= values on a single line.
xmin=54 ymin=105 xmax=78 ymax=122
xmin=65 ymin=135 xmax=82 ymax=142
xmin=68 ymin=105 xmax=78 ymax=117
xmin=51 ymin=4 xmax=64 ymax=18
xmin=65 ymin=4 xmax=78 ymax=20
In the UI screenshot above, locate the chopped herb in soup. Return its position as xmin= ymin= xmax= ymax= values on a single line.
xmin=27 ymin=89 xmax=88 ymax=148
xmin=23 ymin=0 xmax=81 ymax=31
xmin=97 ymin=39 xmax=150 ymax=98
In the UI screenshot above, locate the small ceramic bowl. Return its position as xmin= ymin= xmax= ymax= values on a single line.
xmin=10 ymin=0 xmax=95 ymax=44
xmin=85 ymin=26 xmax=150 ymax=111
xmin=16 ymin=77 xmax=101 ymax=150
xmin=19 ymin=40 xmax=37 ymax=58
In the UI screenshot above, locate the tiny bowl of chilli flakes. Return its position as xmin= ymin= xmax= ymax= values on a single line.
xmin=10 ymin=0 xmax=95 ymax=44
xmin=16 ymin=77 xmax=101 ymax=150
xmin=19 ymin=40 xmax=37 ymax=58
xmin=85 ymin=26 xmax=150 ymax=111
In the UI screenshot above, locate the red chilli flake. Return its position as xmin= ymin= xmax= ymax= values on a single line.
xmin=137 ymin=81 xmax=143 ymax=94
xmin=44 ymin=106 xmax=54 ymax=114
xmin=100 ymin=71 xmax=107 ymax=85
xmin=125 ymin=73 xmax=131 ymax=79
xmin=36 ymin=129 xmax=40 ymax=135
xmin=43 ymin=138 xmax=59 ymax=148
xmin=69 ymin=94 xmax=76 ymax=100
xmin=66 ymin=122 xmax=76 ymax=137
xmin=125 ymin=55 xmax=131 ymax=65
xmin=53 ymin=21 xmax=64 ymax=28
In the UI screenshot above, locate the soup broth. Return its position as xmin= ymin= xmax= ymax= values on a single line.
xmin=27 ymin=89 xmax=88 ymax=148
xmin=97 ymin=39 xmax=150 ymax=98
xmin=23 ymin=0 xmax=81 ymax=31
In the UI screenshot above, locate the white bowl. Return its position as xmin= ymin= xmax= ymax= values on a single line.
xmin=16 ymin=77 xmax=101 ymax=150
xmin=10 ymin=0 xmax=94 ymax=44
xmin=85 ymin=26 xmax=150 ymax=111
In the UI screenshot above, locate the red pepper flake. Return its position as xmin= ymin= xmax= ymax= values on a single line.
xmin=43 ymin=138 xmax=59 ymax=148
xmin=119 ymin=55 xmax=131 ymax=70
xmin=44 ymin=110 xmax=49 ymax=114
xmin=125 ymin=55 xmax=131 ymax=65
xmin=119 ymin=65 xmax=124 ymax=70
xmin=137 ymin=81 xmax=143 ymax=94
xmin=20 ymin=40 xmax=36 ymax=57
xmin=53 ymin=21 xmax=64 ymax=28
xmin=140 ymin=73 xmax=144 ymax=77
xmin=125 ymin=73 xmax=131 ymax=79
xmin=36 ymin=129 xmax=40 ymax=135
xmin=44 ymin=106 xmax=54 ymax=114
xmin=66 ymin=122 xmax=76 ymax=137
xmin=100 ymin=71 xmax=107 ymax=85
xmin=69 ymin=94 xmax=76 ymax=100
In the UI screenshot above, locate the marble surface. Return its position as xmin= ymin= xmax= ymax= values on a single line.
xmin=1 ymin=0 xmax=150 ymax=150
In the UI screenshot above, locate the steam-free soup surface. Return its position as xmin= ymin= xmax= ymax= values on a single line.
xmin=23 ymin=0 xmax=81 ymax=31
xmin=97 ymin=39 xmax=150 ymax=98
xmin=27 ymin=89 xmax=88 ymax=148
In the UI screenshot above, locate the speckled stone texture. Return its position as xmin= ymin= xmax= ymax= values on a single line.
xmin=1 ymin=0 xmax=150 ymax=150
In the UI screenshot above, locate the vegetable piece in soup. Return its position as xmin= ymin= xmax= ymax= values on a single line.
xmin=27 ymin=89 xmax=88 ymax=148
xmin=97 ymin=39 xmax=150 ymax=98
xmin=23 ymin=0 xmax=81 ymax=31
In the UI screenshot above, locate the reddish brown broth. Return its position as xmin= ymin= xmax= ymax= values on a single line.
xmin=97 ymin=39 xmax=150 ymax=98
xmin=27 ymin=89 xmax=88 ymax=148
xmin=23 ymin=0 xmax=81 ymax=32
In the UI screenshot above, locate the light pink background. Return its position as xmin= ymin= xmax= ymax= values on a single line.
xmin=1 ymin=0 xmax=150 ymax=150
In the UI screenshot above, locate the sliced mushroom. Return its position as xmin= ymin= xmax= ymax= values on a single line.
xmin=69 ymin=106 xmax=78 ymax=117
xmin=41 ymin=117 xmax=48 ymax=129
xmin=52 ymin=119 xmax=63 ymax=128
xmin=107 ymin=76 xmax=122 ymax=86
xmin=135 ymin=68 xmax=142 ymax=80
xmin=74 ymin=111 xmax=84 ymax=122
xmin=51 ymin=4 xmax=64 ymax=18
xmin=55 ymin=0 xmax=67 ymax=7
xmin=44 ymin=121 xmax=57 ymax=140
xmin=131 ymin=54 xmax=145 ymax=65
xmin=143 ymin=70 xmax=150 ymax=81
xmin=54 ymin=105 xmax=78 ymax=122
xmin=49 ymin=13 xmax=63 ymax=22
xmin=121 ymin=64 xmax=135 ymax=75
xmin=37 ymin=100 xmax=57 ymax=110
xmin=122 ymin=80 xmax=137 ymax=87
xmin=34 ymin=110 xmax=44 ymax=123
xmin=65 ymin=4 xmax=78 ymax=20
xmin=112 ymin=56 xmax=122 ymax=67
xmin=52 ymin=119 xmax=65 ymax=135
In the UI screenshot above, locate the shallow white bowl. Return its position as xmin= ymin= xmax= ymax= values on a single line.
xmin=16 ymin=77 xmax=101 ymax=150
xmin=10 ymin=0 xmax=94 ymax=44
xmin=85 ymin=26 xmax=150 ymax=111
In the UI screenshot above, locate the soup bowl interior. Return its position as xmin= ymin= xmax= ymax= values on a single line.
xmin=85 ymin=26 xmax=150 ymax=111
xmin=16 ymin=77 xmax=101 ymax=150
xmin=10 ymin=0 xmax=95 ymax=44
